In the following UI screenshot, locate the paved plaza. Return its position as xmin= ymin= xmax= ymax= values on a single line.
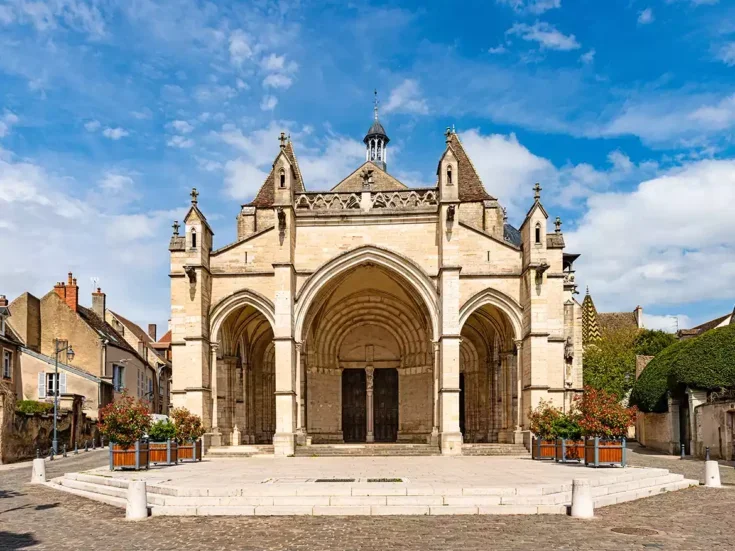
xmin=1 ymin=445 xmax=734 ymax=549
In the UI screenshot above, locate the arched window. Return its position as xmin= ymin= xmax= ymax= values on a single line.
xmin=447 ymin=165 xmax=453 ymax=186
xmin=191 ymin=228 xmax=197 ymax=249
xmin=279 ymin=168 xmax=286 ymax=188
xmin=534 ymin=223 xmax=541 ymax=244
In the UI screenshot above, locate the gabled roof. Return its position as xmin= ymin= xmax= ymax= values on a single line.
xmin=0 ymin=321 xmax=23 ymax=348
xmin=76 ymin=306 xmax=143 ymax=362
xmin=248 ymin=141 xmax=305 ymax=207
xmin=679 ymin=311 xmax=733 ymax=339
xmin=331 ymin=161 xmax=407 ymax=192
xmin=438 ymin=133 xmax=495 ymax=202
xmin=598 ymin=312 xmax=638 ymax=333
xmin=183 ymin=203 xmax=214 ymax=235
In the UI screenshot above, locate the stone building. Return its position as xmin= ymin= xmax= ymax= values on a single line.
xmin=581 ymin=288 xmax=643 ymax=344
xmin=169 ymin=110 xmax=584 ymax=456
xmin=7 ymin=274 xmax=154 ymax=418
xmin=0 ymin=295 xmax=22 ymax=394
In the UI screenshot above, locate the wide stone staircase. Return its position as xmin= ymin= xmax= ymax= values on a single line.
xmin=206 ymin=445 xmax=274 ymax=458
xmin=294 ymin=444 xmax=441 ymax=457
xmin=48 ymin=467 xmax=697 ymax=517
xmin=461 ymin=444 xmax=529 ymax=456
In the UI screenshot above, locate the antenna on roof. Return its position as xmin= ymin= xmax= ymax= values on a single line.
xmin=91 ymin=277 xmax=100 ymax=290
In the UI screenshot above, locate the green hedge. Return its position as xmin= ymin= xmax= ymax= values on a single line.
xmin=631 ymin=323 xmax=735 ymax=413
xmin=16 ymin=400 xmax=54 ymax=415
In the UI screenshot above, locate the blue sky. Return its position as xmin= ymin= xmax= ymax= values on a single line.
xmin=1 ymin=0 xmax=735 ymax=333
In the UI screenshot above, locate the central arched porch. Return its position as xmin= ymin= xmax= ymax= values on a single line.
xmin=299 ymin=264 xmax=435 ymax=444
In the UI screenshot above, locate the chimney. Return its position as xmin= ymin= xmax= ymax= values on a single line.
xmin=64 ymin=272 xmax=79 ymax=312
xmin=634 ymin=305 xmax=643 ymax=328
xmin=0 ymin=295 xmax=7 ymax=307
xmin=53 ymin=281 xmax=66 ymax=302
xmin=92 ymin=287 xmax=106 ymax=320
xmin=148 ymin=323 xmax=157 ymax=341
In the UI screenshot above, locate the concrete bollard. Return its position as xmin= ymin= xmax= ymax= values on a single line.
xmin=704 ymin=460 xmax=722 ymax=488
xmin=570 ymin=478 xmax=594 ymax=519
xmin=31 ymin=458 xmax=46 ymax=484
xmin=125 ymin=480 xmax=149 ymax=521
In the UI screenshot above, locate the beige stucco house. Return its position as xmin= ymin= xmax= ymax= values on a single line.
xmin=169 ymin=114 xmax=584 ymax=456
xmin=7 ymin=274 xmax=155 ymax=419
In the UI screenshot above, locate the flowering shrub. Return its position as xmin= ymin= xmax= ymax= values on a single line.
xmin=99 ymin=394 xmax=151 ymax=449
xmin=574 ymin=386 xmax=636 ymax=438
xmin=528 ymin=400 xmax=562 ymax=439
xmin=551 ymin=415 xmax=582 ymax=440
xmin=170 ymin=407 xmax=205 ymax=442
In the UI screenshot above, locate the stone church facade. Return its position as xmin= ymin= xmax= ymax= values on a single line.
xmin=169 ymin=109 xmax=584 ymax=456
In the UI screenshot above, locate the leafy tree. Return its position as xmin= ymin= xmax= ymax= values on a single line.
xmin=574 ymin=386 xmax=637 ymax=438
xmin=148 ymin=419 xmax=177 ymax=442
xmin=170 ymin=407 xmax=205 ymax=442
xmin=634 ymin=329 xmax=677 ymax=356
xmin=583 ymin=326 xmax=638 ymax=399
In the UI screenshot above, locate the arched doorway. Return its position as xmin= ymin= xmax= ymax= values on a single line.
xmin=459 ymin=291 xmax=523 ymax=443
xmin=300 ymin=263 xmax=435 ymax=443
xmin=210 ymin=293 xmax=276 ymax=445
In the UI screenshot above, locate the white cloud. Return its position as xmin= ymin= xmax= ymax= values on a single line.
xmin=99 ymin=172 xmax=134 ymax=192
xmin=567 ymin=159 xmax=735 ymax=310
xmin=194 ymin=85 xmax=238 ymax=103
xmin=506 ymin=21 xmax=581 ymax=51
xmin=263 ymin=74 xmax=293 ymax=89
xmin=716 ymin=42 xmax=735 ymax=66
xmin=0 ymin=110 xmax=19 ymax=138
xmin=84 ymin=119 xmax=101 ymax=132
xmin=496 ymin=0 xmax=561 ymax=14
xmin=260 ymin=95 xmax=278 ymax=111
xmin=383 ymin=79 xmax=429 ymax=115
xmin=168 ymin=120 xmax=194 ymax=134
xmin=2 ymin=0 xmax=107 ymax=38
xmin=223 ymin=159 xmax=269 ymax=199
xmin=102 ymin=127 xmax=129 ymax=140
xmin=167 ymin=135 xmax=194 ymax=148
xmin=642 ymin=313 xmax=693 ymax=333
xmin=580 ymin=49 xmax=595 ymax=64
xmin=638 ymin=8 xmax=655 ymax=24
xmin=229 ymin=29 xmax=253 ymax=66
xmin=489 ymin=44 xmax=507 ymax=54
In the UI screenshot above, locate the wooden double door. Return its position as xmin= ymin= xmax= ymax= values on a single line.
xmin=342 ymin=368 xmax=398 ymax=443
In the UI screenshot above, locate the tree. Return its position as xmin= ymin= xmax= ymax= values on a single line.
xmin=634 ymin=329 xmax=677 ymax=357
xmin=583 ymin=326 xmax=638 ymax=400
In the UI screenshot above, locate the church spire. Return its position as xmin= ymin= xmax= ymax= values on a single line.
xmin=364 ymin=89 xmax=390 ymax=172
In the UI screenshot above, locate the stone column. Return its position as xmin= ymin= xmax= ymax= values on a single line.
xmin=439 ymin=267 xmax=462 ymax=455
xmin=514 ymin=340 xmax=523 ymax=437
xmin=273 ymin=263 xmax=296 ymax=457
xmin=295 ymin=342 xmax=306 ymax=445
xmin=366 ymin=366 xmax=375 ymax=443
xmin=431 ymin=341 xmax=440 ymax=446
xmin=209 ymin=343 xmax=222 ymax=447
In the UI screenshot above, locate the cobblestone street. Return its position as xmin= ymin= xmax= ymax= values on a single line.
xmin=1 ymin=446 xmax=733 ymax=550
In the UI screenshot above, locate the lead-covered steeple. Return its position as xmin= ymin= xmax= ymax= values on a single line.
xmin=364 ymin=89 xmax=390 ymax=171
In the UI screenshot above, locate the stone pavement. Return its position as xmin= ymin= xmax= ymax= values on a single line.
xmin=1 ymin=445 xmax=734 ymax=550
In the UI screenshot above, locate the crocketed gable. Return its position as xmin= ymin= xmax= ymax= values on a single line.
xmin=445 ymin=133 xmax=495 ymax=202
xmin=248 ymin=141 xmax=305 ymax=207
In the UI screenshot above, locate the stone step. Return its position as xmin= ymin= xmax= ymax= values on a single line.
xmin=48 ymin=478 xmax=127 ymax=509
xmin=294 ymin=444 xmax=441 ymax=457
xmin=594 ymin=478 xmax=697 ymax=508
xmin=57 ymin=477 xmax=168 ymax=506
xmin=461 ymin=444 xmax=529 ymax=456
xmin=206 ymin=445 xmax=274 ymax=457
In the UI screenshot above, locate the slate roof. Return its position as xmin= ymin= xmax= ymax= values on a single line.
xmin=503 ymin=223 xmax=522 ymax=247
xmin=0 ymin=322 xmax=23 ymax=348
xmin=109 ymin=310 xmax=168 ymax=364
xmin=443 ymin=133 xmax=495 ymax=202
xmin=678 ymin=311 xmax=733 ymax=339
xmin=248 ymin=141 xmax=306 ymax=207
xmin=364 ymin=120 xmax=388 ymax=141
xmin=77 ymin=306 xmax=143 ymax=362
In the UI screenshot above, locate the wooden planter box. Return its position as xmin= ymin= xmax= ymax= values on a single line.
xmin=585 ymin=437 xmax=627 ymax=467
xmin=178 ymin=439 xmax=202 ymax=463
xmin=149 ymin=441 xmax=178 ymax=465
xmin=531 ymin=438 xmax=556 ymax=460
xmin=109 ymin=441 xmax=150 ymax=471
xmin=555 ymin=439 xmax=585 ymax=463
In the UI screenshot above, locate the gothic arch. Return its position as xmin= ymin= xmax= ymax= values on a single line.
xmin=458 ymin=288 xmax=523 ymax=340
xmin=294 ymin=245 xmax=440 ymax=341
xmin=210 ymin=288 xmax=276 ymax=344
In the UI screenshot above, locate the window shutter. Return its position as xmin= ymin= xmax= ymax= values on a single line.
xmin=59 ymin=372 xmax=67 ymax=394
xmin=38 ymin=372 xmax=46 ymax=398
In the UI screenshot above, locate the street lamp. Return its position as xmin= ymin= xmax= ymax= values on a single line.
xmin=52 ymin=339 xmax=75 ymax=455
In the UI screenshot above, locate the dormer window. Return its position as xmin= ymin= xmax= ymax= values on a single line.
xmin=279 ymin=168 xmax=286 ymax=188
xmin=447 ymin=166 xmax=453 ymax=186
xmin=191 ymin=228 xmax=197 ymax=249
xmin=535 ymin=223 xmax=541 ymax=244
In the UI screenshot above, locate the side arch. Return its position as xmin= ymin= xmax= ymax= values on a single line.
xmin=459 ymin=288 xmax=524 ymax=340
xmin=294 ymin=245 xmax=440 ymax=341
xmin=210 ymin=288 xmax=276 ymax=343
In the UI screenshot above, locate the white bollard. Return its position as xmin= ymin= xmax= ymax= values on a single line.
xmin=704 ymin=460 xmax=722 ymax=488
xmin=31 ymin=458 xmax=46 ymax=484
xmin=570 ymin=478 xmax=594 ymax=519
xmin=125 ymin=480 xmax=149 ymax=520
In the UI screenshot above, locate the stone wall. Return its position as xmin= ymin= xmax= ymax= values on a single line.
xmin=637 ymin=411 xmax=678 ymax=455
xmin=695 ymin=401 xmax=735 ymax=460
xmin=0 ymin=389 xmax=98 ymax=464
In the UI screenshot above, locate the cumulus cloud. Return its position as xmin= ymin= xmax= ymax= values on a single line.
xmin=716 ymin=42 xmax=735 ymax=66
xmin=263 ymin=74 xmax=293 ymax=89
xmin=84 ymin=119 xmax=101 ymax=132
xmin=580 ymin=49 xmax=595 ymax=64
xmin=229 ymin=29 xmax=253 ymax=66
xmin=0 ymin=0 xmax=107 ymax=38
xmin=0 ymin=110 xmax=19 ymax=138
xmin=168 ymin=120 xmax=194 ymax=134
xmin=167 ymin=135 xmax=194 ymax=148
xmin=642 ymin=313 xmax=693 ymax=333
xmin=496 ymin=0 xmax=561 ymax=14
xmin=383 ymin=79 xmax=429 ymax=115
xmin=638 ymin=8 xmax=655 ymax=24
xmin=260 ymin=95 xmax=278 ymax=111
xmin=102 ymin=127 xmax=129 ymax=140
xmin=506 ymin=21 xmax=580 ymax=51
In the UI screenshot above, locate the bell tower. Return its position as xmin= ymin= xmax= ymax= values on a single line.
xmin=364 ymin=90 xmax=390 ymax=171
